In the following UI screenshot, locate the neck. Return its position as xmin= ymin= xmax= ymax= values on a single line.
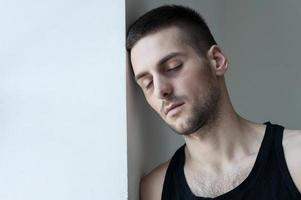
xmin=183 ymin=87 xmax=265 ymax=172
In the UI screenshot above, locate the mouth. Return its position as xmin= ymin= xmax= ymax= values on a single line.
xmin=165 ymin=103 xmax=185 ymax=115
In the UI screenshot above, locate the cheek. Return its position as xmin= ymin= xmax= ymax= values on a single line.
xmin=174 ymin=69 xmax=199 ymax=90
xmin=174 ymin=69 xmax=211 ymax=100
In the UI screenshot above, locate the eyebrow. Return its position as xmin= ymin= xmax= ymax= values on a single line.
xmin=134 ymin=52 xmax=184 ymax=82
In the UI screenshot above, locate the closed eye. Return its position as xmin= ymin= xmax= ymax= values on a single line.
xmin=166 ymin=64 xmax=182 ymax=72
xmin=145 ymin=80 xmax=153 ymax=90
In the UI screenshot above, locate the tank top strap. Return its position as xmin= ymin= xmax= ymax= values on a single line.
xmin=273 ymin=123 xmax=301 ymax=199
xmin=161 ymin=144 xmax=186 ymax=200
xmin=254 ymin=121 xmax=276 ymax=172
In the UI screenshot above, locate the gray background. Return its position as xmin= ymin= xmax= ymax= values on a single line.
xmin=127 ymin=0 xmax=301 ymax=200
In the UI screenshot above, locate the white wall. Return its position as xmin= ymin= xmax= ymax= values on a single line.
xmin=0 ymin=1 xmax=127 ymax=200
xmin=126 ymin=1 xmax=223 ymax=200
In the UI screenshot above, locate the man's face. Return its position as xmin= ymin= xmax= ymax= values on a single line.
xmin=130 ymin=27 xmax=221 ymax=135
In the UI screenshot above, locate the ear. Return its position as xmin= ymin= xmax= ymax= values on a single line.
xmin=207 ymin=45 xmax=228 ymax=76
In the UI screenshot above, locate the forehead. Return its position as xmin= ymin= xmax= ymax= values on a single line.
xmin=130 ymin=27 xmax=192 ymax=74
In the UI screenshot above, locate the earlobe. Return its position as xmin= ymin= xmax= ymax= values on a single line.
xmin=207 ymin=45 xmax=228 ymax=76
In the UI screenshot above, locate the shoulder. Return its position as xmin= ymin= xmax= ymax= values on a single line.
xmin=282 ymin=128 xmax=301 ymax=192
xmin=140 ymin=160 xmax=170 ymax=200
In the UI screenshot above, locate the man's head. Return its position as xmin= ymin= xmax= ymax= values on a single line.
xmin=127 ymin=5 xmax=228 ymax=135
xmin=127 ymin=5 xmax=217 ymax=58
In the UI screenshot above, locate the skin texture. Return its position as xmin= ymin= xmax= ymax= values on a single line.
xmin=130 ymin=26 xmax=301 ymax=199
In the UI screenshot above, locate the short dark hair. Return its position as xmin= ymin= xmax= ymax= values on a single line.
xmin=126 ymin=5 xmax=217 ymax=57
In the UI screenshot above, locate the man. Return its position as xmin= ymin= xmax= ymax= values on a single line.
xmin=126 ymin=5 xmax=301 ymax=200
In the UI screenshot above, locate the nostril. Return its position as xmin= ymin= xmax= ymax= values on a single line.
xmin=163 ymin=91 xmax=169 ymax=97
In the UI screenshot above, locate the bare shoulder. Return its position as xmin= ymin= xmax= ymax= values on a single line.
xmin=282 ymin=128 xmax=301 ymax=192
xmin=283 ymin=128 xmax=301 ymax=153
xmin=140 ymin=160 xmax=170 ymax=200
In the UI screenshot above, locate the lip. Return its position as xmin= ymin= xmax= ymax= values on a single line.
xmin=165 ymin=103 xmax=184 ymax=115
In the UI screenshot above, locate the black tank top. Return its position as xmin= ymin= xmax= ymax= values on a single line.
xmin=161 ymin=121 xmax=301 ymax=199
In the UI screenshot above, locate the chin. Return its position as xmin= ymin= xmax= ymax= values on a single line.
xmin=168 ymin=114 xmax=209 ymax=135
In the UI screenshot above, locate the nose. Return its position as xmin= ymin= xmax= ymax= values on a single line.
xmin=153 ymin=76 xmax=173 ymax=99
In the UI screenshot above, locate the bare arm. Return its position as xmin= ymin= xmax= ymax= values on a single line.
xmin=140 ymin=161 xmax=170 ymax=200
xmin=283 ymin=129 xmax=301 ymax=192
